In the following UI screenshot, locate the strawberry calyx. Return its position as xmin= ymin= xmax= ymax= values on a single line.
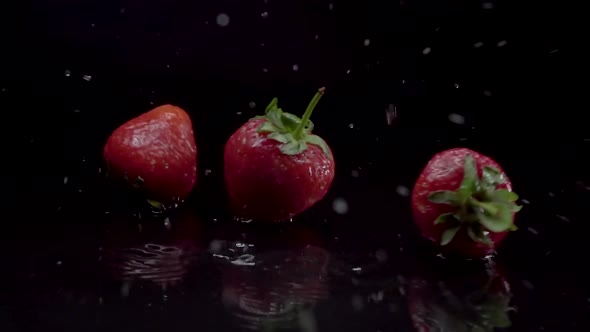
xmin=427 ymin=154 xmax=522 ymax=246
xmin=255 ymin=87 xmax=331 ymax=157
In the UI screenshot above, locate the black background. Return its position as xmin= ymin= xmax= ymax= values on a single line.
xmin=1 ymin=0 xmax=588 ymax=331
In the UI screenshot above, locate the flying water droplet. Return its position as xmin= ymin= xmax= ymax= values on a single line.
xmin=216 ymin=13 xmax=230 ymax=27
xmin=474 ymin=41 xmax=484 ymax=48
xmin=64 ymin=70 xmax=71 ymax=77
xmin=363 ymin=39 xmax=371 ymax=46
xmin=82 ymin=75 xmax=92 ymax=81
xmin=261 ymin=12 xmax=269 ymax=18
xmin=422 ymin=47 xmax=432 ymax=55
xmin=497 ymin=40 xmax=508 ymax=47
xmin=448 ymin=113 xmax=465 ymax=125
xmin=396 ymin=185 xmax=410 ymax=197
xmin=332 ymin=198 xmax=349 ymax=215
xmin=292 ymin=64 xmax=299 ymax=71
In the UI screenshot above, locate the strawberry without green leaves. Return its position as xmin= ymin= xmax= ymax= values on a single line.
xmin=224 ymin=88 xmax=335 ymax=222
xmin=411 ymin=148 xmax=521 ymax=258
xmin=103 ymin=105 xmax=198 ymax=205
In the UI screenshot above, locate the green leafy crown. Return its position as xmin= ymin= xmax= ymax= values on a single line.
xmin=428 ymin=154 xmax=522 ymax=246
xmin=255 ymin=87 xmax=331 ymax=157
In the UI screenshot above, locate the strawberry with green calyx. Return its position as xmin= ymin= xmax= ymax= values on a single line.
xmin=224 ymin=88 xmax=335 ymax=222
xmin=411 ymin=148 xmax=522 ymax=258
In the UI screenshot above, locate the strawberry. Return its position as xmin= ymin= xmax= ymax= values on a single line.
xmin=103 ymin=105 xmax=198 ymax=206
xmin=224 ymin=88 xmax=335 ymax=221
xmin=411 ymin=148 xmax=522 ymax=258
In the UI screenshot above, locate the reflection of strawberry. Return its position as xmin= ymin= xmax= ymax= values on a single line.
xmin=411 ymin=148 xmax=522 ymax=258
xmin=407 ymin=261 xmax=513 ymax=332
xmin=103 ymin=105 xmax=198 ymax=205
xmin=219 ymin=227 xmax=329 ymax=330
xmin=224 ymin=88 xmax=335 ymax=222
xmin=101 ymin=208 xmax=203 ymax=288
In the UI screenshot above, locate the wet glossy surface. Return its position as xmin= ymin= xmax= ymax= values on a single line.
xmin=2 ymin=0 xmax=587 ymax=331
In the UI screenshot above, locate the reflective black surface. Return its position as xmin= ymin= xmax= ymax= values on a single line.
xmin=2 ymin=1 xmax=587 ymax=331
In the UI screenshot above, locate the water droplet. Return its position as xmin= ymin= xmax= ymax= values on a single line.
xmin=474 ymin=41 xmax=484 ymax=48
xmin=204 ymin=169 xmax=212 ymax=176
xmin=328 ymin=3 xmax=334 ymax=10
xmin=346 ymin=69 xmax=351 ymax=74
xmin=64 ymin=69 xmax=71 ymax=77
xmin=556 ymin=214 xmax=570 ymax=222
xmin=248 ymin=101 xmax=256 ymax=109
xmin=120 ymin=281 xmax=132 ymax=297
xmin=163 ymin=218 xmax=171 ymax=230
xmin=82 ymin=75 xmax=92 ymax=81
xmin=261 ymin=11 xmax=269 ymax=18
xmin=497 ymin=40 xmax=508 ymax=47
xmin=521 ymin=199 xmax=530 ymax=204
xmin=209 ymin=239 xmax=224 ymax=253
xmin=396 ymin=185 xmax=410 ymax=197
xmin=351 ymin=170 xmax=360 ymax=178
xmin=385 ymin=104 xmax=397 ymax=125
xmin=375 ymin=249 xmax=388 ymax=262
xmin=454 ymin=83 xmax=460 ymax=89
xmin=231 ymin=254 xmax=256 ymax=266
xmin=63 ymin=176 xmax=68 ymax=184
xmin=120 ymin=7 xmax=126 ymax=14
xmin=56 ymin=261 xmax=62 ymax=266
xmin=482 ymin=2 xmax=494 ymax=9
xmin=262 ymin=68 xmax=269 ymax=73
xmin=348 ymin=123 xmax=354 ymax=129
xmin=527 ymin=227 xmax=539 ymax=235
xmin=236 ymin=111 xmax=242 ymax=115
xmin=448 ymin=113 xmax=465 ymax=125
xmin=292 ymin=64 xmax=299 ymax=71
xmin=216 ymin=13 xmax=230 ymax=27
xmin=522 ymin=280 xmax=534 ymax=290
xmin=332 ymin=198 xmax=349 ymax=215
xmin=351 ymin=294 xmax=364 ymax=311
xmin=315 ymin=34 xmax=319 ymax=40
xmin=422 ymin=47 xmax=432 ymax=55
xmin=363 ymin=39 xmax=371 ymax=46
xmin=90 ymin=23 xmax=95 ymax=28
xmin=483 ymin=90 xmax=493 ymax=96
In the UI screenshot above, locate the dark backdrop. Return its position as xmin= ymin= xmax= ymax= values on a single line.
xmin=1 ymin=1 xmax=587 ymax=331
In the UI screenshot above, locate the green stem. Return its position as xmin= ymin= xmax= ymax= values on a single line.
xmin=469 ymin=198 xmax=498 ymax=215
xmin=293 ymin=87 xmax=326 ymax=140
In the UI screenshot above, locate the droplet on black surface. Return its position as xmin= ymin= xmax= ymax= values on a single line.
xmin=216 ymin=13 xmax=230 ymax=27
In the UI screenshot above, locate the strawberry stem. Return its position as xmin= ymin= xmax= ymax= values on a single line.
xmin=293 ymin=87 xmax=326 ymax=140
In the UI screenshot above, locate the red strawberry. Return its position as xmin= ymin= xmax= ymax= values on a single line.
xmin=411 ymin=148 xmax=522 ymax=258
xmin=224 ymin=88 xmax=335 ymax=221
xmin=103 ymin=105 xmax=197 ymax=205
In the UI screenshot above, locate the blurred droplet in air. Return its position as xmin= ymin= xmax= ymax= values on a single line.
xmin=64 ymin=69 xmax=71 ymax=77
xmin=396 ymin=185 xmax=410 ymax=197
xmin=363 ymin=39 xmax=371 ymax=46
xmin=482 ymin=2 xmax=494 ymax=10
xmin=261 ymin=12 xmax=269 ymax=18
xmin=448 ymin=113 xmax=465 ymax=125
xmin=82 ymin=75 xmax=92 ymax=82
xmin=422 ymin=47 xmax=432 ymax=55
xmin=292 ymin=64 xmax=299 ymax=72
xmin=474 ymin=41 xmax=484 ymax=48
xmin=216 ymin=13 xmax=230 ymax=27
xmin=332 ymin=198 xmax=349 ymax=215
xmin=248 ymin=101 xmax=256 ymax=109
xmin=385 ymin=104 xmax=397 ymax=125
xmin=497 ymin=40 xmax=508 ymax=47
